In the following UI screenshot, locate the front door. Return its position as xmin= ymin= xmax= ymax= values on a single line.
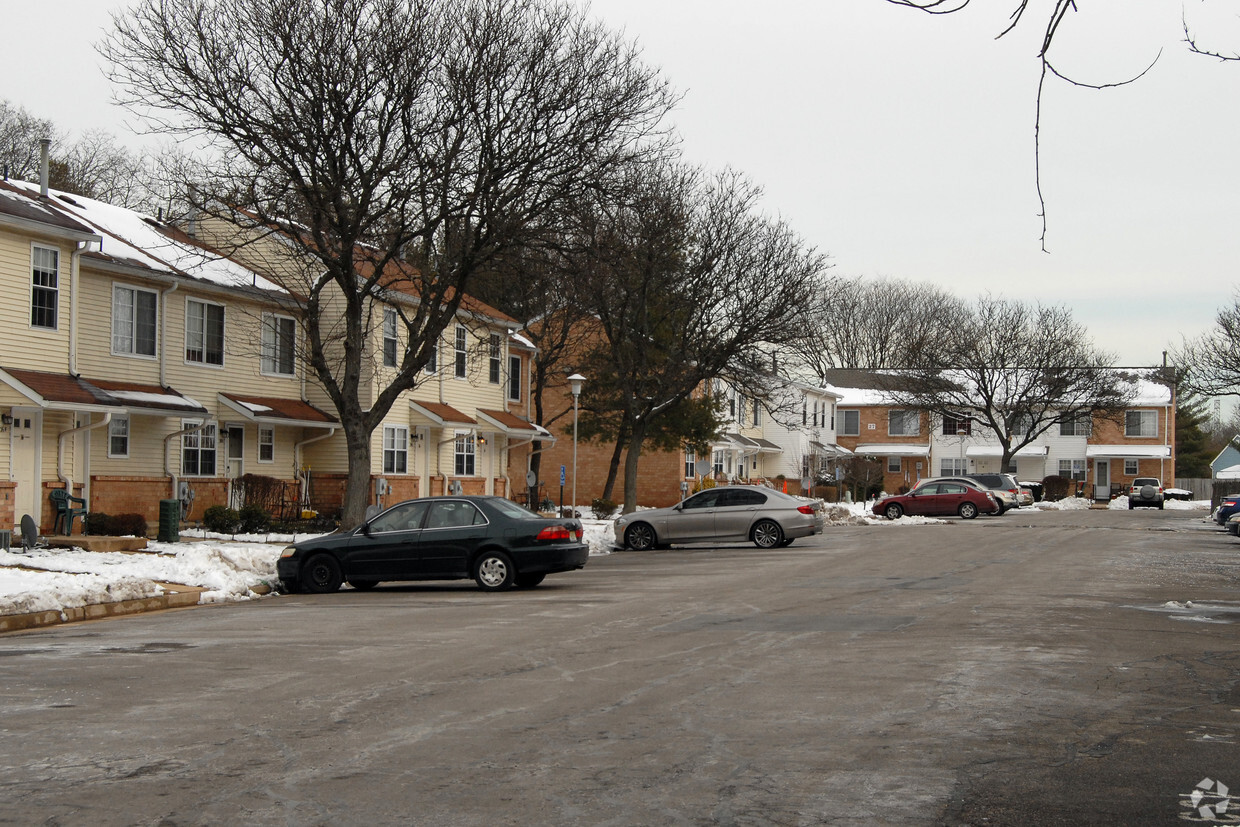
xmin=1094 ymin=460 xmax=1110 ymax=501
xmin=11 ymin=408 xmax=41 ymax=529
xmin=226 ymin=425 xmax=244 ymax=508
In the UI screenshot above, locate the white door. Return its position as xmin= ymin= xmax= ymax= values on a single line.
xmin=226 ymin=425 xmax=245 ymax=508
xmin=1094 ymin=460 xmax=1109 ymax=500
xmin=11 ymin=408 xmax=41 ymax=529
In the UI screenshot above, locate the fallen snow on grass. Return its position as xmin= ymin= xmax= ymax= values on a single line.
xmin=0 ymin=566 xmax=164 ymax=616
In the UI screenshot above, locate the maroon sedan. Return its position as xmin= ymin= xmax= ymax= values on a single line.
xmin=872 ymin=481 xmax=999 ymax=520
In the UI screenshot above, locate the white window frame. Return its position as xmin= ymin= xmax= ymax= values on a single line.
xmin=1059 ymin=412 xmax=1091 ymax=437
xmin=383 ymin=425 xmax=408 ymax=474
xmin=185 ymin=298 xmax=225 ymax=367
xmin=888 ymin=410 xmax=919 ymax=437
xmin=507 ymin=354 xmax=521 ymax=402
xmin=454 ymin=432 xmax=476 ymax=476
xmin=1124 ymin=458 xmax=1139 ymax=476
xmin=839 ymin=410 xmax=860 ymax=436
xmin=488 ymin=333 xmax=501 ymax=384
xmin=941 ymin=457 xmax=968 ymax=476
xmin=108 ymin=417 xmax=130 ymax=458
xmin=1059 ymin=458 xmax=1086 ymax=481
xmin=31 ymin=244 xmax=59 ymax=330
xmin=1125 ymin=410 xmax=1158 ymax=438
xmin=684 ymin=450 xmax=696 ymax=478
xmin=111 ymin=283 xmax=158 ymax=358
xmin=261 ymin=312 xmax=297 ymax=377
xmin=425 ymin=336 xmax=438 ymax=373
xmin=753 ymin=400 xmax=762 ymax=427
xmin=181 ymin=421 xmax=217 ymax=476
xmin=454 ymin=325 xmax=468 ymax=379
xmin=258 ymin=425 xmax=275 ymax=463
xmin=382 ymin=308 xmax=398 ymax=369
xmin=886 ymin=455 xmax=902 ymax=473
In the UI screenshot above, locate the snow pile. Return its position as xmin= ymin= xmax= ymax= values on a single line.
xmin=1108 ymin=496 xmax=1130 ymax=510
xmin=0 ymin=567 xmax=164 ymax=616
xmin=1033 ymin=497 xmax=1093 ymax=511
xmin=580 ymin=520 xmax=616 ymax=554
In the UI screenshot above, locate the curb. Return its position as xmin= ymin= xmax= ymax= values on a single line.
xmin=0 ymin=583 xmax=210 ymax=634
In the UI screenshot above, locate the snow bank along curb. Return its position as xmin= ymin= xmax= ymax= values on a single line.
xmin=0 ymin=582 xmax=207 ymax=634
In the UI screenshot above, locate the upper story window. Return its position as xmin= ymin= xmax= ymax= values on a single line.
xmin=454 ymin=325 xmax=468 ymax=378
xmin=425 ymin=336 xmax=437 ymax=373
xmin=261 ymin=313 xmax=296 ymax=376
xmin=1125 ymin=410 xmax=1158 ymax=438
xmin=738 ymin=396 xmax=747 ymax=426
xmin=185 ymin=298 xmax=224 ymax=366
xmin=108 ymin=417 xmax=129 ymax=458
xmin=838 ymin=409 xmax=860 ymax=436
xmin=507 ymin=354 xmax=521 ymax=401
xmin=942 ymin=413 xmax=972 ymax=436
xmin=812 ymin=400 xmax=819 ymax=428
xmin=488 ymin=333 xmax=501 ymax=384
xmin=753 ymin=399 xmax=762 ymax=426
xmin=31 ymin=244 xmax=59 ymax=329
xmin=112 ymin=284 xmax=157 ymax=357
xmin=382 ymin=308 xmax=398 ymax=368
xmin=1058 ymin=411 xmax=1091 ymax=437
xmin=888 ymin=409 xmax=919 ymax=436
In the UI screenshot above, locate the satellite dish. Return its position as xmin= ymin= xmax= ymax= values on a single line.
xmin=526 ymin=470 xmax=537 ymax=487
xmin=694 ymin=459 xmax=712 ymax=476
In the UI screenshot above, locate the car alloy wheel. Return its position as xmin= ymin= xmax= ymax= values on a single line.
xmin=624 ymin=522 xmax=656 ymax=551
xmin=884 ymin=503 xmax=903 ymax=520
xmin=958 ymin=502 xmax=978 ymax=519
xmin=752 ymin=519 xmax=783 ymax=549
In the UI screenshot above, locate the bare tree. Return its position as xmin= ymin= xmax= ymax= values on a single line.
xmin=1176 ymin=293 xmax=1240 ymax=398
xmin=790 ymin=276 xmax=967 ymax=379
xmin=577 ymin=161 xmax=829 ymax=512
xmin=887 ymin=296 xmax=1132 ymax=473
xmin=102 ymin=0 xmax=677 ymax=526
xmin=50 ymin=130 xmax=155 ymax=211
xmin=0 ymin=100 xmax=59 ymax=180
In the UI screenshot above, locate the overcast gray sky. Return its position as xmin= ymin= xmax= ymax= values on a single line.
xmin=6 ymin=1 xmax=1239 ymax=368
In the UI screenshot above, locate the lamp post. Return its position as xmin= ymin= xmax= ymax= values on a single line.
xmin=568 ymin=373 xmax=585 ymax=518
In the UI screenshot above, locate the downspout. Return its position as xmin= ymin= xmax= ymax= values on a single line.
xmin=58 ymin=412 xmax=112 ymax=502
xmin=159 ymin=282 xmax=179 ymax=387
xmin=164 ymin=419 xmax=216 ymax=500
xmin=294 ymin=427 xmax=337 ymax=510
xmin=68 ymin=241 xmax=88 ymax=376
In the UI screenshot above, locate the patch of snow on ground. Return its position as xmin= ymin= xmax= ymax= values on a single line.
xmin=1033 ymin=497 xmax=1093 ymax=511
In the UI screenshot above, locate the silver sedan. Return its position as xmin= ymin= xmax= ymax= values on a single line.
xmin=613 ymin=485 xmax=825 ymax=550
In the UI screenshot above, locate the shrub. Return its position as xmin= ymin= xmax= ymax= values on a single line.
xmin=86 ymin=512 xmax=113 ymax=535
xmin=84 ymin=512 xmax=148 ymax=537
xmin=590 ymin=497 xmax=617 ymax=520
xmin=1041 ymin=475 xmax=1070 ymax=502
xmin=239 ymin=503 xmax=271 ymax=533
xmin=203 ymin=505 xmax=241 ymax=534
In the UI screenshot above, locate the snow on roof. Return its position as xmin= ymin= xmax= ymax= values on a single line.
xmin=106 ymin=389 xmax=207 ymax=410
xmin=6 ymin=180 xmax=286 ymax=295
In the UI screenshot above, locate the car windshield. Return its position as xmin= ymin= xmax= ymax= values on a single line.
xmin=1133 ymin=478 xmax=1160 ymax=486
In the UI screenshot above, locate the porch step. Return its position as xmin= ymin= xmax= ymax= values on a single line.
xmin=45 ymin=535 xmax=150 ymax=552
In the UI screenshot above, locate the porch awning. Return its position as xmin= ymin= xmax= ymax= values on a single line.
xmin=716 ymin=433 xmax=760 ymax=449
xmin=751 ymin=437 xmax=783 ymax=454
xmin=854 ymin=443 xmax=931 ymax=457
xmin=0 ymin=367 xmax=208 ymax=416
xmin=1085 ymin=444 xmax=1172 ymax=459
xmin=964 ymin=445 xmax=1049 ymax=458
xmin=219 ymin=393 xmax=337 ymax=428
xmin=475 ymin=408 xmax=551 ymax=439
xmin=810 ymin=440 xmax=853 ymax=457
xmin=409 ymin=400 xmax=477 ymax=428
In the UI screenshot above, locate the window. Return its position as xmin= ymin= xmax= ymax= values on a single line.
xmin=259 ymin=426 xmax=274 ymax=463
xmin=812 ymin=400 xmax=819 ymax=428
xmin=426 ymin=500 xmax=485 ymax=529
xmin=454 ymin=432 xmax=476 ymax=476
xmin=488 ymin=333 xmax=501 ymax=384
xmin=1011 ymin=412 xmax=1032 ymax=435
xmin=382 ymin=308 xmax=398 ymax=368
xmin=888 ymin=410 xmax=919 ymax=436
xmin=182 ymin=422 xmax=217 ymax=476
xmin=712 ymin=450 xmax=725 ymax=476
xmin=186 ymin=299 xmax=224 ymax=365
xmin=1125 ymin=410 xmax=1158 ymax=438
xmin=838 ymin=410 xmax=860 ymax=436
xmin=802 ymin=400 xmax=807 ymax=426
xmin=261 ymin=313 xmax=296 ymax=376
xmin=1059 ymin=458 xmax=1086 ymax=481
xmin=425 ymin=337 xmax=437 ymax=373
xmin=942 ymin=413 xmax=972 ymax=436
xmin=1059 ymin=412 xmax=1091 ymax=437
xmin=371 ymin=500 xmax=429 ymax=533
xmin=729 ymin=393 xmax=736 ymax=418
xmin=886 ymin=456 xmax=902 ymax=473
xmin=1124 ymin=458 xmax=1139 ymax=476
xmin=31 ymin=245 xmax=59 ymax=329
xmin=753 ymin=400 xmax=762 ymax=426
xmin=454 ymin=326 xmax=467 ymax=378
xmin=685 ymin=450 xmax=696 ymax=478
xmin=941 ymin=457 xmax=968 ymax=476
xmin=383 ymin=425 xmax=408 ymax=474
xmin=738 ymin=397 xmax=747 ymax=426
xmin=108 ymin=417 xmax=129 ymax=458
xmin=507 ymin=354 xmax=521 ymax=401
xmin=112 ymin=285 xmax=157 ymax=356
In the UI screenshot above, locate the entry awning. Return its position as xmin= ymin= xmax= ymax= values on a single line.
xmin=475 ymin=408 xmax=552 ymax=439
xmin=810 ymin=440 xmax=853 ymax=457
xmin=751 ymin=437 xmax=783 ymax=454
xmin=219 ymin=393 xmax=337 ymax=428
xmin=409 ymin=400 xmax=477 ymax=428
xmin=854 ymin=443 xmax=931 ymax=457
xmin=0 ymin=367 xmax=208 ymax=416
xmin=1085 ymin=444 xmax=1172 ymax=459
xmin=719 ymin=432 xmax=760 ymax=449
xmin=964 ymin=445 xmax=1049 ymax=458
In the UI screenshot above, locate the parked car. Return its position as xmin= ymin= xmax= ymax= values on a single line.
xmin=277 ymin=496 xmax=589 ymax=593
xmin=613 ymin=485 xmax=825 ymax=550
xmin=966 ymin=473 xmax=1025 ymax=512
xmin=1226 ymin=513 xmax=1240 ymax=536
xmin=1127 ymin=477 xmax=1164 ymax=509
xmin=1215 ymin=496 xmax=1240 ymax=525
xmin=872 ymin=481 xmax=999 ymax=520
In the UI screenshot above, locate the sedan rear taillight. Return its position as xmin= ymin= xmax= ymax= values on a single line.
xmin=797 ymin=505 xmax=816 ymax=515
xmin=536 ymin=525 xmax=582 ymax=542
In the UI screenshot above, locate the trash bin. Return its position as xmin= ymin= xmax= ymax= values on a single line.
xmin=158 ymin=498 xmax=181 ymax=543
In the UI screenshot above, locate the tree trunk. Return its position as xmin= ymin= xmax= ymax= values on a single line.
xmin=600 ymin=432 xmax=628 ymax=503
xmin=621 ymin=420 xmax=649 ymax=513
xmin=339 ymin=422 xmax=374 ymax=529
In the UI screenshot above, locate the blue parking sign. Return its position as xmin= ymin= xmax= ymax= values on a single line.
xmin=560 ymin=465 xmax=566 ymax=485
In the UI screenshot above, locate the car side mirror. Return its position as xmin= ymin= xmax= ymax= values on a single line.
xmin=362 ymin=522 xmax=373 ymax=537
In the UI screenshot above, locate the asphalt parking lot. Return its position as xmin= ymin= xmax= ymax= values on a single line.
xmin=1 ymin=506 xmax=1237 ymax=825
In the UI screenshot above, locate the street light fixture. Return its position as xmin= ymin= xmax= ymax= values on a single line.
xmin=568 ymin=373 xmax=585 ymax=518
